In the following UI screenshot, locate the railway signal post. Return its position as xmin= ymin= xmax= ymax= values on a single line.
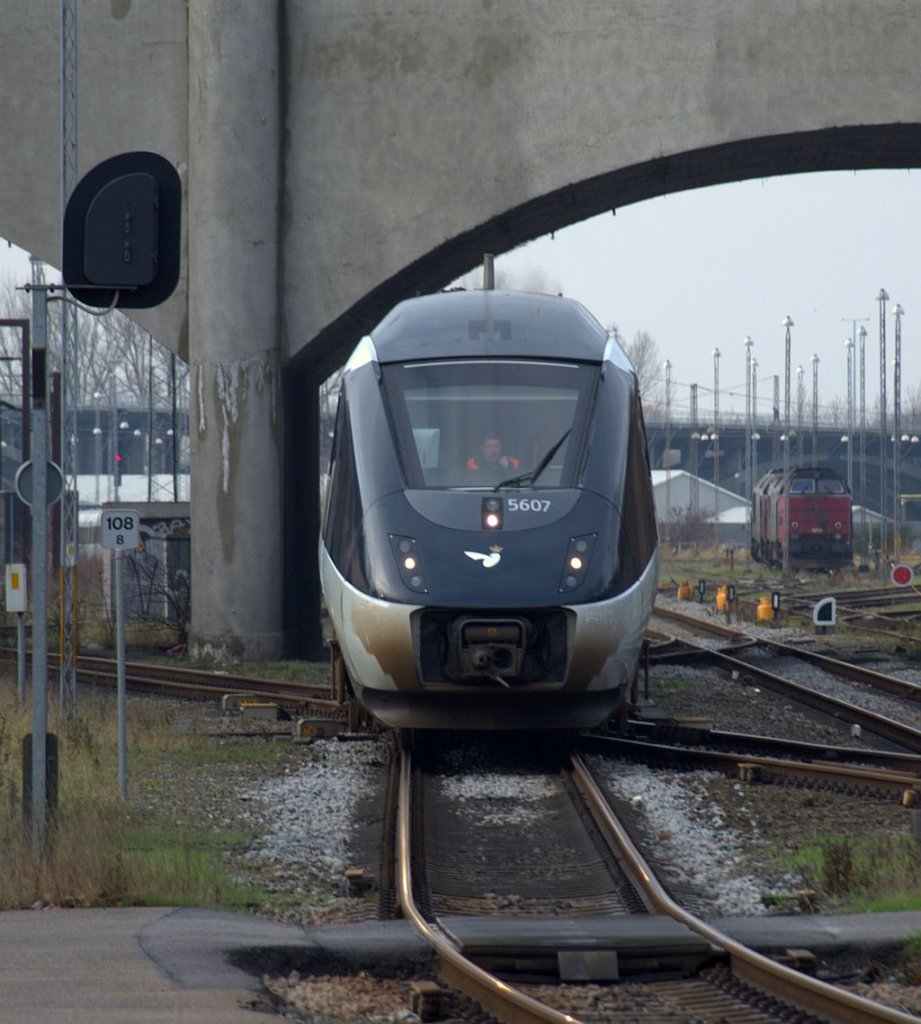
xmin=102 ymin=510 xmax=140 ymax=800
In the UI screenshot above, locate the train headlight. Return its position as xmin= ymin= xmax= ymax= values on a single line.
xmin=389 ymin=535 xmax=428 ymax=592
xmin=559 ymin=534 xmax=595 ymax=592
xmin=481 ymin=496 xmax=503 ymax=530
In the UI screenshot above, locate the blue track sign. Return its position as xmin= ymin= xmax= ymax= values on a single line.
xmin=101 ymin=510 xmax=140 ymax=551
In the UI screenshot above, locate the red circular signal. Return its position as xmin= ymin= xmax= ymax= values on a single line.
xmin=890 ymin=563 xmax=914 ymax=587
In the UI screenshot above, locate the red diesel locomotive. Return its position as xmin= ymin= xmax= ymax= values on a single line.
xmin=751 ymin=466 xmax=852 ymax=569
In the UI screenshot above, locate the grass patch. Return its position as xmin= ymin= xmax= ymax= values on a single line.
xmin=113 ymin=827 xmax=270 ymax=910
xmin=778 ymin=835 xmax=921 ymax=913
xmin=0 ymin=673 xmax=280 ymax=912
xmin=652 ymin=675 xmax=697 ymax=695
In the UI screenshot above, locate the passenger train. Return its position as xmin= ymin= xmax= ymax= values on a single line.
xmin=751 ymin=465 xmax=853 ymax=569
xmin=319 ymin=289 xmax=659 ymax=730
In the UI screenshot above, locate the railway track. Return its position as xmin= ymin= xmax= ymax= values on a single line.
xmin=585 ymin=730 xmax=921 ymax=803
xmin=395 ymin=741 xmax=918 ymax=1023
xmin=0 ymin=645 xmax=346 ymax=718
xmin=651 ymin=606 xmax=921 ymax=752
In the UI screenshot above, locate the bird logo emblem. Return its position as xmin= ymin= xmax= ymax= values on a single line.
xmin=464 ymin=545 xmax=503 ymax=568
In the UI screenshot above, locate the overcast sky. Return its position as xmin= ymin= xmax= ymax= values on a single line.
xmin=462 ymin=168 xmax=921 ymax=425
xmin=3 ymin=168 xmax=918 ymax=425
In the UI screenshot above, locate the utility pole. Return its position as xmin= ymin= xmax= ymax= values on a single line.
xmin=782 ymin=316 xmax=794 ymax=577
xmin=60 ymin=0 xmax=79 ymax=714
xmin=689 ymin=383 xmax=699 ymax=521
xmin=878 ymin=289 xmax=889 ymax=561
xmin=893 ymin=303 xmax=904 ymax=554
xmin=744 ymin=336 xmax=754 ymax=505
xmin=663 ymin=360 xmax=671 ymax=551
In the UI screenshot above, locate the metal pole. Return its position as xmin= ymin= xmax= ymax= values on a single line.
xmin=744 ymin=337 xmax=753 ymax=505
xmin=712 ymin=347 xmax=720 ymax=551
xmin=147 ymin=333 xmax=154 ymax=502
xmin=782 ymin=316 xmax=793 ymax=576
xmin=893 ymin=303 xmax=904 ymax=554
xmin=170 ymin=352 xmax=179 ymax=500
xmin=796 ymin=365 xmax=804 ymax=462
xmin=811 ymin=353 xmax=820 ymax=471
xmin=840 ymin=315 xmax=868 ymax=491
xmin=845 ymin=339 xmax=853 ymax=490
xmin=859 ymin=325 xmax=869 ymax=551
xmin=60 ymin=0 xmax=79 ymax=719
xmin=29 ymin=284 xmax=49 ymax=851
xmin=878 ymin=288 xmax=889 ymax=560
xmin=17 ymin=611 xmax=26 ymax=703
xmin=115 ymin=549 xmax=127 ymax=799
xmin=112 ymin=382 xmax=119 ymax=502
xmin=689 ymin=384 xmax=699 ymax=521
xmin=751 ymin=359 xmax=759 ymax=484
xmin=663 ymin=360 xmax=671 ymax=550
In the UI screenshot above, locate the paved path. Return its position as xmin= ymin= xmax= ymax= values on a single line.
xmin=0 ymin=906 xmax=432 ymax=1023
xmin=0 ymin=906 xmax=301 ymax=1023
xmin=5 ymin=903 xmax=921 ymax=1021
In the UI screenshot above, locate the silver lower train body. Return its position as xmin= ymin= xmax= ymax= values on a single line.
xmin=320 ymin=546 xmax=659 ymax=730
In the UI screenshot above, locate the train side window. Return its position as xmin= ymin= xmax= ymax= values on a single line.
xmin=323 ymin=392 xmax=368 ymax=589
xmin=613 ymin=391 xmax=657 ymax=590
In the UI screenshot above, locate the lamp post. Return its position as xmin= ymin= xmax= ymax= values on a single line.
xmin=751 ymin=358 xmax=759 ymax=484
xmin=841 ymin=315 xmax=869 ymax=503
xmin=893 ymin=303 xmax=904 ymax=553
xmin=795 ymin=365 xmax=805 ymax=462
xmin=92 ymin=390 xmax=104 ymax=504
xmin=845 ymin=338 xmax=854 ymax=491
xmin=689 ymin=383 xmax=699 ymax=521
xmin=782 ymin=316 xmax=794 ymax=576
xmin=712 ymin=347 xmax=721 ymax=551
xmin=116 ymin=419 xmax=130 ymax=501
xmin=811 ymin=353 xmax=820 ymax=470
xmin=744 ymin=336 xmax=754 ymax=505
xmin=878 ymin=288 xmax=889 ymax=559
xmin=663 ymin=360 xmax=672 ymax=550
xmin=858 ymin=324 xmax=869 ymax=548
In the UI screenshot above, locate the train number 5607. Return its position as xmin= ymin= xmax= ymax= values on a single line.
xmin=507 ymin=498 xmax=551 ymax=512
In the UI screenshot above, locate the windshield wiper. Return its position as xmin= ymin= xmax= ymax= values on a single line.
xmin=493 ymin=429 xmax=571 ymax=491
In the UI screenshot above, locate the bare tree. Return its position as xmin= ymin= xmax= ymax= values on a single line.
xmin=622 ymin=329 xmax=662 ymax=406
xmin=0 ymin=264 xmax=189 ymax=418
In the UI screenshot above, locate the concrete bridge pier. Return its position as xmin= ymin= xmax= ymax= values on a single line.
xmin=187 ymin=2 xmax=284 ymax=660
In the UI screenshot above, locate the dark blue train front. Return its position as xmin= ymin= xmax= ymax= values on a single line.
xmin=320 ymin=289 xmax=659 ymax=729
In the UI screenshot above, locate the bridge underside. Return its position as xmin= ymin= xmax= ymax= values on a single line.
xmin=296 ymin=124 xmax=921 ymax=381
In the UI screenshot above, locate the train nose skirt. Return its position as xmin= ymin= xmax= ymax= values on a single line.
xmin=417 ymin=607 xmax=570 ymax=686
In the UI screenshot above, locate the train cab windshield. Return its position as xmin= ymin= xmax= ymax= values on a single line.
xmin=381 ymin=358 xmax=597 ymax=489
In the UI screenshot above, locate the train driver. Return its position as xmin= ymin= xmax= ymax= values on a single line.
xmin=467 ymin=432 xmax=520 ymax=471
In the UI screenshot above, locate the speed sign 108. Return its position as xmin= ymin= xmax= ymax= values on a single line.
xmin=101 ymin=510 xmax=140 ymax=551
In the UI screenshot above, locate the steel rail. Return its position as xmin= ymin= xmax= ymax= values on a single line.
xmin=655 ymin=605 xmax=921 ymax=699
xmin=0 ymin=645 xmax=336 ymax=706
xmin=710 ymin=646 xmax=921 ymax=751
xmin=623 ymin=718 xmax=921 ymax=771
xmin=653 ymin=607 xmax=921 ymax=740
xmin=569 ymin=752 xmax=919 ymax=1024
xmin=585 ymin=734 xmax=921 ymax=798
xmin=395 ymin=750 xmax=581 ymax=1024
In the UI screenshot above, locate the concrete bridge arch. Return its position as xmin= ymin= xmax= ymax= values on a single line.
xmin=2 ymin=2 xmax=921 ymax=657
